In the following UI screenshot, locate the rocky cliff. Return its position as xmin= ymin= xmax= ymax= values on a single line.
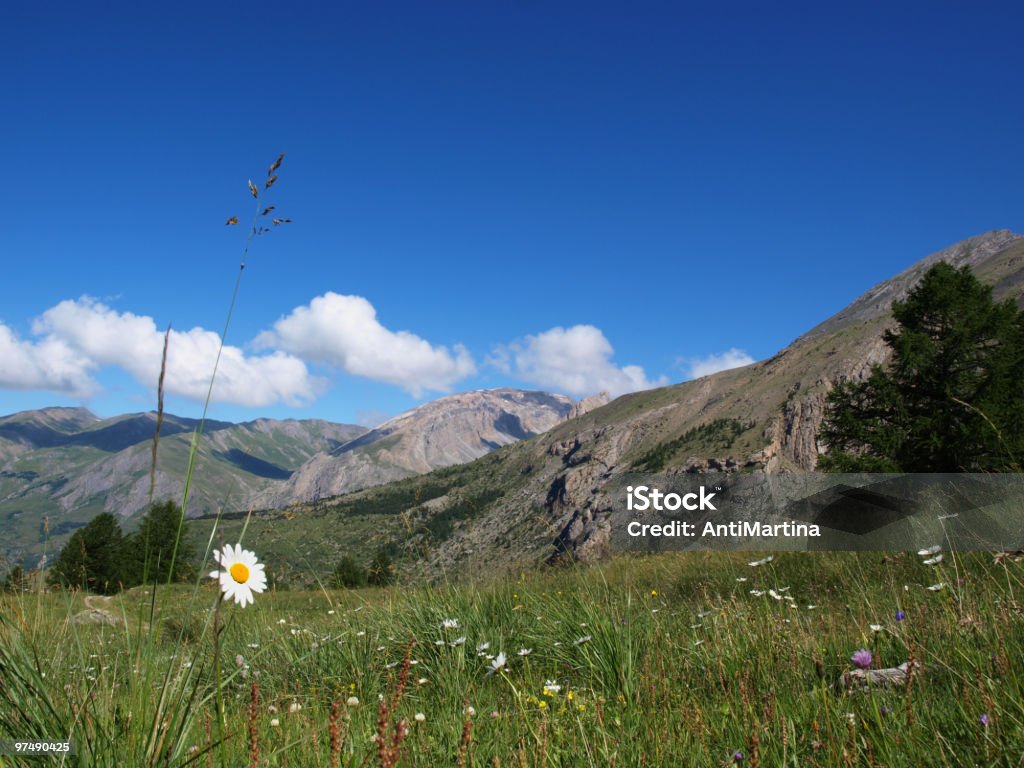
xmin=256 ymin=389 xmax=575 ymax=507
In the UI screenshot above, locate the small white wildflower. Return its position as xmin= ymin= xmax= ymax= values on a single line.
xmin=807 ymin=605 xmax=817 ymax=610
xmin=289 ymin=701 xmax=303 ymax=713
xmin=543 ymin=680 xmax=562 ymax=694
xmin=488 ymin=652 xmax=507 ymax=675
xmin=476 ymin=642 xmax=491 ymax=652
xmin=441 ymin=618 xmax=460 ymax=630
xmin=750 ymin=589 xmax=766 ymax=597
xmin=736 ymin=577 xmax=748 ymax=582
xmin=923 ymin=555 xmax=943 ymax=566
xmin=465 ymin=706 xmax=476 ymax=717
xmin=346 ymin=696 xmax=359 ymax=707
xmin=270 ymin=718 xmax=280 ymax=727
xmin=918 ymin=545 xmax=941 ymax=556
xmin=927 ymin=582 xmax=946 ymax=592
xmin=449 ymin=636 xmax=466 ymax=648
xmin=694 ymin=639 xmax=704 ymax=647
xmin=574 ymin=635 xmax=592 ymax=645
xmin=328 ymin=609 xmax=335 ymax=615
xmin=356 ymin=631 xmax=366 ymax=637
xmin=434 ymin=640 xmax=446 ymax=646
xmin=768 ymin=590 xmax=783 ymax=601
xmin=517 ymin=648 xmax=532 ymax=656
xmin=418 ymin=677 xmax=428 ymax=685
xmin=278 ymin=619 xmax=287 ymax=625
xmin=869 ymin=624 xmax=884 ymax=633
xmin=414 ymin=712 xmax=426 ymax=723
xmin=748 ymin=556 xmax=774 ymax=567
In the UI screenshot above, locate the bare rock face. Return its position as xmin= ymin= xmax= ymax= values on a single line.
xmin=569 ymin=392 xmax=611 ymax=419
xmin=259 ymin=389 xmax=575 ymax=507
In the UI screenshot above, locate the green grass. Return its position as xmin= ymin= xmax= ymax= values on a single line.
xmin=2 ymin=550 xmax=1023 ymax=766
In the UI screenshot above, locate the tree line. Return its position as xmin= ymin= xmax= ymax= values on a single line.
xmin=35 ymin=500 xmax=195 ymax=595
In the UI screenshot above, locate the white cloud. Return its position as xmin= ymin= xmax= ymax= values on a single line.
xmin=0 ymin=322 xmax=95 ymax=395
xmin=495 ymin=325 xmax=666 ymax=398
xmin=28 ymin=297 xmax=321 ymax=407
xmin=681 ymin=348 xmax=755 ymax=380
xmin=256 ymin=292 xmax=476 ymax=397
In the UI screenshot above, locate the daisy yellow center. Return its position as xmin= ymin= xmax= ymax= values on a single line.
xmin=230 ymin=562 xmax=250 ymax=584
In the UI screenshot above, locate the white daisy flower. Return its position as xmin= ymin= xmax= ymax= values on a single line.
xmin=414 ymin=712 xmax=426 ymax=723
xmin=449 ymin=636 xmax=467 ymax=648
xmin=926 ymin=582 xmax=945 ymax=592
xmin=208 ymin=543 xmax=267 ymax=608
xmin=918 ymin=545 xmax=941 ymax=556
xmin=749 ymin=589 xmax=766 ymax=597
xmin=346 ymin=696 xmax=359 ymax=707
xmin=441 ymin=618 xmax=460 ymax=630
xmin=748 ymin=556 xmax=774 ymax=567
xmin=543 ymin=680 xmax=562 ymax=694
xmin=869 ymin=624 xmax=884 ymax=632
xmin=517 ymin=648 xmax=532 ymax=656
xmin=923 ymin=554 xmax=943 ymax=566
xmin=476 ymin=642 xmax=491 ymax=652
xmin=487 ymin=652 xmax=507 ymax=675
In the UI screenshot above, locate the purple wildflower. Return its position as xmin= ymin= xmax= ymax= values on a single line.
xmin=980 ymin=713 xmax=989 ymax=726
xmin=851 ymin=649 xmax=873 ymax=669
xmin=733 ymin=751 xmax=743 ymax=762
xmin=895 ymin=610 xmax=906 ymax=622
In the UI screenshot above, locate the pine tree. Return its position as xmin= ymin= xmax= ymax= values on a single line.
xmin=48 ymin=513 xmax=126 ymax=594
xmin=127 ymin=500 xmax=194 ymax=585
xmin=819 ymin=262 xmax=1024 ymax=472
xmin=333 ymin=555 xmax=367 ymax=588
xmin=367 ymin=549 xmax=396 ymax=586
xmin=2 ymin=565 xmax=28 ymax=593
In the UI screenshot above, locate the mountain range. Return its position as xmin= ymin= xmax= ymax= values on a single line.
xmin=0 ymin=389 xmax=593 ymax=568
xmin=4 ymin=230 xmax=1022 ymax=580
xmin=192 ymin=229 xmax=1023 ymax=584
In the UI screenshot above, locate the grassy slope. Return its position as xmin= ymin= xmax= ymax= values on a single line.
xmin=2 ymin=551 xmax=1022 ymax=766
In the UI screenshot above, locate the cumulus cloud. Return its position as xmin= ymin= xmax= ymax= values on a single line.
xmin=25 ymin=297 xmax=321 ymax=407
xmin=255 ymin=292 xmax=476 ymax=397
xmin=493 ymin=325 xmax=666 ymax=398
xmin=681 ymin=348 xmax=755 ymax=380
xmin=0 ymin=322 xmax=95 ymax=395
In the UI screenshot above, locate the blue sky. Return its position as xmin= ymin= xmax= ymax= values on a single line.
xmin=3 ymin=2 xmax=1023 ymax=426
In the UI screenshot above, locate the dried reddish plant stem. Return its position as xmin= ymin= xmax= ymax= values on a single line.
xmin=247 ymin=682 xmax=261 ymax=767
xmin=329 ymin=698 xmax=342 ymax=768
xmin=457 ymin=716 xmax=473 ymax=768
